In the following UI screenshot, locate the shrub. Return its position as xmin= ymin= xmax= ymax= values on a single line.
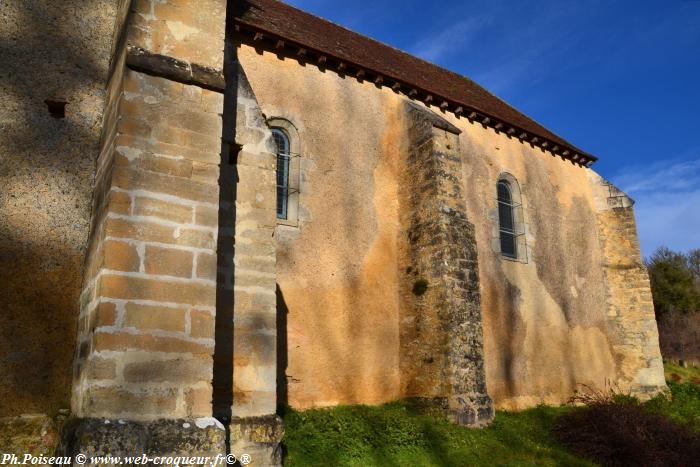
xmin=553 ymin=386 xmax=700 ymax=467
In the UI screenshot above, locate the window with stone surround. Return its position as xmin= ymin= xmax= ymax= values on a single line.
xmin=269 ymin=118 xmax=300 ymax=225
xmin=497 ymin=180 xmax=517 ymax=258
xmin=495 ymin=173 xmax=527 ymax=262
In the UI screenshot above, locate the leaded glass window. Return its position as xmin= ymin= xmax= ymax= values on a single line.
xmin=497 ymin=180 xmax=517 ymax=258
xmin=272 ymin=128 xmax=290 ymax=219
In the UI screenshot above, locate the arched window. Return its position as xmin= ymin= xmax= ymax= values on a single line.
xmin=497 ymin=180 xmax=517 ymax=258
xmin=269 ymin=119 xmax=300 ymax=225
xmin=272 ymin=128 xmax=290 ymax=219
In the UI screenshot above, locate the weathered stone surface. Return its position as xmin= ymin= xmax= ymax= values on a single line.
xmin=399 ymin=102 xmax=493 ymax=427
xmin=126 ymin=46 xmax=225 ymax=92
xmin=591 ymin=174 xmax=667 ymax=398
xmin=123 ymin=303 xmax=187 ymax=332
xmin=84 ymin=357 xmax=117 ymax=381
xmin=134 ymin=197 xmax=194 ymax=224
xmin=144 ymin=245 xmax=194 ymax=278
xmin=99 ymin=274 xmax=216 ymax=306
xmin=196 ymin=253 xmax=218 ymax=280
xmin=125 ymin=0 xmax=227 ymax=70
xmin=104 ymin=217 xmax=216 ymax=249
xmin=0 ymin=415 xmax=62 ymax=456
xmin=93 ymin=332 xmax=212 ymax=355
xmin=0 ymin=0 xmax=118 ymax=418
xmin=190 ymin=309 xmax=215 ymax=339
xmin=60 ymin=418 xmax=226 ymax=462
xmin=229 ymin=416 xmax=284 ymax=467
xmin=123 ymin=359 xmax=212 ymax=384
xmin=83 ymin=387 xmax=179 ymax=417
xmin=103 ymin=240 xmax=141 ymax=272
xmin=93 ymin=302 xmax=118 ymax=328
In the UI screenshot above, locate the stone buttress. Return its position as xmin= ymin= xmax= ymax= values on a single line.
xmin=590 ymin=173 xmax=667 ymax=398
xmin=64 ymin=1 xmax=283 ymax=465
xmin=399 ymin=102 xmax=494 ymax=426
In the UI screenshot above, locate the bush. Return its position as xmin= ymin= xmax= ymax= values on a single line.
xmin=553 ymin=389 xmax=700 ymax=467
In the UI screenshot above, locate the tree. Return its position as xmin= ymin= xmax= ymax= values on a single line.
xmin=645 ymin=247 xmax=700 ymax=319
xmin=687 ymin=248 xmax=700 ymax=285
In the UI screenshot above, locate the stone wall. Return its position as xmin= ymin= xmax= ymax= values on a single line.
xmin=237 ymin=39 xmax=666 ymax=412
xmin=448 ymin=109 xmax=667 ymax=408
xmin=128 ymin=0 xmax=226 ymax=71
xmin=0 ymin=0 xmax=118 ymax=420
xmin=72 ymin=0 xmax=224 ymax=420
xmin=239 ymin=43 xmax=493 ymax=424
xmin=73 ymin=66 xmax=223 ymax=420
xmin=237 ymin=43 xmax=405 ymax=410
xmin=454 ymin=119 xmax=619 ymax=408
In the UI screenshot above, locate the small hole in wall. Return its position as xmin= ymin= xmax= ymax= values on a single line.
xmin=412 ymin=278 xmax=429 ymax=296
xmin=45 ymin=99 xmax=66 ymax=119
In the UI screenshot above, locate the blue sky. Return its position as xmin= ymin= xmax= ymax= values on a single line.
xmin=285 ymin=0 xmax=700 ymax=257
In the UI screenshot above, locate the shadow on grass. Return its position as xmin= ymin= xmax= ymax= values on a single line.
xmin=282 ymin=401 xmax=591 ymax=467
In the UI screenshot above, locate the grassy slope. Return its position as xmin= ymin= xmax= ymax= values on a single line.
xmin=283 ymin=402 xmax=593 ymax=466
xmin=645 ymin=363 xmax=700 ymax=430
xmin=282 ymin=364 xmax=700 ymax=466
xmin=665 ymin=361 xmax=700 ymax=385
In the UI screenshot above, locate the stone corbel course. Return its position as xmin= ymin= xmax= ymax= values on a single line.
xmin=126 ymin=46 xmax=226 ymax=93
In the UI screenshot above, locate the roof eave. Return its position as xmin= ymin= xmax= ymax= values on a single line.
xmin=233 ymin=19 xmax=598 ymax=167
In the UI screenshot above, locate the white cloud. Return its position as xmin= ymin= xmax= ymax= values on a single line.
xmin=613 ymin=158 xmax=700 ymax=195
xmin=407 ymin=1 xmax=588 ymax=97
xmin=632 ymin=189 xmax=700 ymax=257
xmin=410 ymin=16 xmax=492 ymax=63
xmin=470 ymin=45 xmax=548 ymax=96
xmin=612 ymin=155 xmax=700 ymax=257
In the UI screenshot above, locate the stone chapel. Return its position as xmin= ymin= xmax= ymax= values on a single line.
xmin=0 ymin=0 xmax=667 ymax=464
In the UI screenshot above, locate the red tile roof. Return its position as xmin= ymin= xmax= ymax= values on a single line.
xmin=233 ymin=0 xmax=596 ymax=164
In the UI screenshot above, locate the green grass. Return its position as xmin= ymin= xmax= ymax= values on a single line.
xmin=282 ymin=402 xmax=593 ymax=466
xmin=644 ymin=381 xmax=700 ymax=431
xmin=664 ymin=361 xmax=700 ymax=385
xmin=643 ymin=362 xmax=700 ymax=430
xmin=281 ymin=364 xmax=700 ymax=466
